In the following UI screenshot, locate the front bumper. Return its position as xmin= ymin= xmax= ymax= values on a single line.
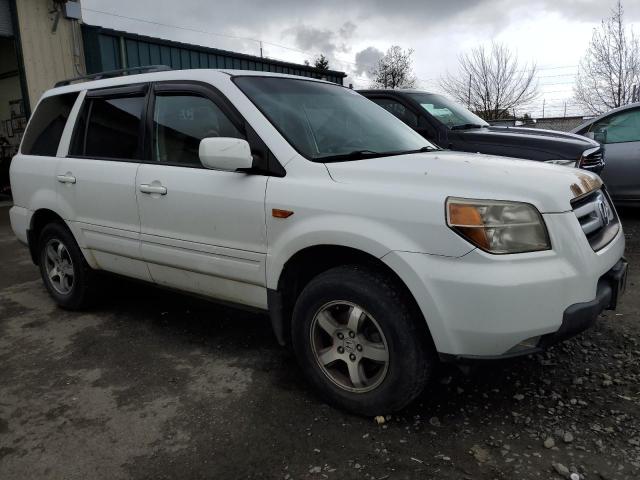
xmin=538 ymin=257 xmax=627 ymax=349
xmin=438 ymin=258 xmax=628 ymax=361
xmin=382 ymin=211 xmax=626 ymax=358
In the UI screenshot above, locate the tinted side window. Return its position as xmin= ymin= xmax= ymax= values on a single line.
xmin=371 ymin=98 xmax=419 ymax=128
xmin=153 ymin=94 xmax=243 ymax=166
xmin=590 ymin=109 xmax=640 ymax=144
xmin=71 ymin=96 xmax=145 ymax=159
xmin=21 ymin=92 xmax=79 ymax=156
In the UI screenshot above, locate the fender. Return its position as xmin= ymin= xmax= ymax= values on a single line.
xmin=266 ymin=215 xmax=418 ymax=290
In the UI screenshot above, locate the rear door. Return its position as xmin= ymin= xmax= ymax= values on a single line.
xmin=588 ymin=107 xmax=640 ymax=201
xmin=136 ymin=82 xmax=269 ymax=308
xmin=13 ymin=91 xmax=79 ymax=217
xmin=57 ymin=84 xmax=150 ymax=280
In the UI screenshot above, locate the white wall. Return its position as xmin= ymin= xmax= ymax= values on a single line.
xmin=16 ymin=0 xmax=85 ymax=109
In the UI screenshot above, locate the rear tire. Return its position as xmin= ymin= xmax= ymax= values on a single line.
xmin=38 ymin=222 xmax=96 ymax=310
xmin=291 ymin=264 xmax=434 ymax=415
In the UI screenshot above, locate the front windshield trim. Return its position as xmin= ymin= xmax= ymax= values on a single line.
xmin=232 ymin=75 xmax=436 ymax=163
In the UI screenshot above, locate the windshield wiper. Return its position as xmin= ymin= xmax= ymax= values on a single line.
xmin=450 ymin=123 xmax=485 ymax=130
xmin=316 ymin=150 xmax=383 ymax=162
xmin=403 ymin=146 xmax=439 ymax=153
xmin=317 ymin=146 xmax=439 ymax=162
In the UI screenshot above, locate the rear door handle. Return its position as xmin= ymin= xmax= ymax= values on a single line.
xmin=139 ymin=184 xmax=167 ymax=195
xmin=56 ymin=174 xmax=76 ymax=184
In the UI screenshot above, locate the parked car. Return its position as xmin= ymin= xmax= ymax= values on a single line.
xmin=572 ymin=102 xmax=640 ymax=206
xmin=10 ymin=69 xmax=627 ymax=415
xmin=359 ymin=89 xmax=605 ymax=173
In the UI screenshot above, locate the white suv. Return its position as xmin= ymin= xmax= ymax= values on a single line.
xmin=9 ymin=69 xmax=628 ymax=415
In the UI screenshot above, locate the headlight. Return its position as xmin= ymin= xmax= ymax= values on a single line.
xmin=545 ymin=159 xmax=578 ymax=167
xmin=446 ymin=198 xmax=551 ymax=254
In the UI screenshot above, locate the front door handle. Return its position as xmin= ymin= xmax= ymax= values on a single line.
xmin=56 ymin=174 xmax=76 ymax=184
xmin=139 ymin=184 xmax=167 ymax=195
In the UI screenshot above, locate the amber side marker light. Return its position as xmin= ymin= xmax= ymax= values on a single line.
xmin=272 ymin=209 xmax=294 ymax=218
xmin=447 ymin=203 xmax=490 ymax=250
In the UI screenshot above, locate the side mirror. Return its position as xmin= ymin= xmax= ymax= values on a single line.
xmin=593 ymin=129 xmax=607 ymax=144
xmin=198 ymin=137 xmax=253 ymax=172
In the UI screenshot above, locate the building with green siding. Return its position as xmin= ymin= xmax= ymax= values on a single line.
xmin=0 ymin=0 xmax=347 ymax=191
xmin=82 ymin=25 xmax=347 ymax=85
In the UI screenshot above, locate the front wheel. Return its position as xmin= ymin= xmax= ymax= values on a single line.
xmin=38 ymin=222 xmax=96 ymax=310
xmin=291 ymin=265 xmax=434 ymax=415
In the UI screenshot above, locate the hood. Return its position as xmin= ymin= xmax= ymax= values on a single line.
xmin=455 ymin=125 xmax=599 ymax=160
xmin=325 ymin=150 xmax=601 ymax=214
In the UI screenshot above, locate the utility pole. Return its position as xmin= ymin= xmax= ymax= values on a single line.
xmin=542 ymin=99 xmax=545 ymax=119
xmin=563 ymin=101 xmax=567 ymax=118
xmin=259 ymin=41 xmax=263 ymax=58
xmin=467 ymin=73 xmax=472 ymax=109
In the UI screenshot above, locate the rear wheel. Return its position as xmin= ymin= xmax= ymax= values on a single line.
xmin=38 ymin=223 xmax=96 ymax=309
xmin=292 ymin=265 xmax=434 ymax=415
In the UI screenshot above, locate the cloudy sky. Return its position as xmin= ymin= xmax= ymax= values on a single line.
xmin=81 ymin=0 xmax=640 ymax=117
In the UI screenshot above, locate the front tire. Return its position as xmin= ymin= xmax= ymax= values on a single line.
xmin=291 ymin=265 xmax=434 ymax=415
xmin=38 ymin=222 xmax=95 ymax=310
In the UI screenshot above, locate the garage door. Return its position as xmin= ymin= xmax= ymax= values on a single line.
xmin=0 ymin=0 xmax=13 ymax=37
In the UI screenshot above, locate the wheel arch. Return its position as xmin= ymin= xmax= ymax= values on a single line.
xmin=268 ymin=244 xmax=434 ymax=349
xmin=28 ymin=208 xmax=68 ymax=264
xmin=27 ymin=208 xmax=97 ymax=269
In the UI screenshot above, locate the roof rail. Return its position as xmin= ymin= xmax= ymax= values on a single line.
xmin=54 ymin=65 xmax=173 ymax=87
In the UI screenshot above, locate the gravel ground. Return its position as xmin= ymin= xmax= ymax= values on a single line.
xmin=0 ymin=205 xmax=638 ymax=480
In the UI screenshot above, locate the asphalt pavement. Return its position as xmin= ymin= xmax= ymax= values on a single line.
xmin=1 ymin=205 xmax=639 ymax=479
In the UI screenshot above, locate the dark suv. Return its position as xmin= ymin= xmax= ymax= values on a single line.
xmin=359 ymin=89 xmax=605 ymax=173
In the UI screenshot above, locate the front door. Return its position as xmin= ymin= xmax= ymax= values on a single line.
xmin=57 ymin=85 xmax=150 ymax=281
xmin=136 ymin=86 xmax=269 ymax=308
xmin=590 ymin=107 xmax=640 ymax=202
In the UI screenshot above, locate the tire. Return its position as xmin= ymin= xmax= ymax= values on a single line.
xmin=37 ymin=222 xmax=96 ymax=310
xmin=291 ymin=264 xmax=434 ymax=416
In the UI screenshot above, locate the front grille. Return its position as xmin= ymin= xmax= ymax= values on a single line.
xmin=578 ymin=147 xmax=605 ymax=172
xmin=572 ymin=188 xmax=619 ymax=251
xmin=581 ymin=151 xmax=603 ymax=167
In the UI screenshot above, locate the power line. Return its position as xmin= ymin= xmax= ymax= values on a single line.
xmin=84 ymin=5 xmax=398 ymax=74
xmin=82 ymin=7 xmax=341 ymax=64
xmin=82 ymin=7 xmax=262 ymax=45
xmin=83 ymin=7 xmax=586 ymax=82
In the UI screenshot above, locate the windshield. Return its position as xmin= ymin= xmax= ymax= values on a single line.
xmin=408 ymin=93 xmax=489 ymax=129
xmin=234 ymin=77 xmax=435 ymax=161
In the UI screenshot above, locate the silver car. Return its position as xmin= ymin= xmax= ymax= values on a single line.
xmin=573 ymin=103 xmax=640 ymax=206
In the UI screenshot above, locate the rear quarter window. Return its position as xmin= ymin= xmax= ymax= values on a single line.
xmin=21 ymin=92 xmax=79 ymax=156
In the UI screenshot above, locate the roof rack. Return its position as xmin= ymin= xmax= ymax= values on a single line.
xmin=54 ymin=65 xmax=173 ymax=87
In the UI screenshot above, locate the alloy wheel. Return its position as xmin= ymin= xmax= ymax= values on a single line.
xmin=44 ymin=239 xmax=75 ymax=295
xmin=310 ymin=300 xmax=390 ymax=393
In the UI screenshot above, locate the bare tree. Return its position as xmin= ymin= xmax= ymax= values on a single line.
xmin=314 ymin=54 xmax=330 ymax=71
xmin=370 ymin=46 xmax=417 ymax=89
xmin=440 ymin=43 xmax=538 ymax=120
xmin=574 ymin=1 xmax=640 ymax=114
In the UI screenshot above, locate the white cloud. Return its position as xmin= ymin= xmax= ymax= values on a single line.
xmin=81 ymin=0 xmax=640 ymax=113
